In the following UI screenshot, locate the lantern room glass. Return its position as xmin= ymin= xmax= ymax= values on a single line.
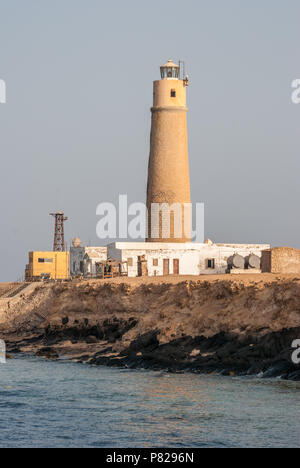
xmin=160 ymin=66 xmax=179 ymax=79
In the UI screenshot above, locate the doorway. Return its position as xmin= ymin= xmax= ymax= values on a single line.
xmin=137 ymin=256 xmax=142 ymax=277
xmin=163 ymin=259 xmax=170 ymax=276
xmin=173 ymin=259 xmax=179 ymax=275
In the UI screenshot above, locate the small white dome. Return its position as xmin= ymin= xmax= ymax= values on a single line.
xmin=161 ymin=59 xmax=179 ymax=68
xmin=72 ymin=237 xmax=82 ymax=248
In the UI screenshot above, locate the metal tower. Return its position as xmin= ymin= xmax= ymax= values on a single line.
xmin=50 ymin=211 xmax=68 ymax=252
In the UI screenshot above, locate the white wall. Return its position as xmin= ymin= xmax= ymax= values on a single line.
xmin=70 ymin=247 xmax=85 ymax=276
xmin=84 ymin=248 xmax=107 ymax=276
xmin=72 ymin=242 xmax=270 ymax=278
xmin=107 ymin=242 xmax=270 ymax=277
xmin=70 ymin=247 xmax=107 ymax=277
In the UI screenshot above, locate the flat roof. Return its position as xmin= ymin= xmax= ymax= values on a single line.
xmin=107 ymin=242 xmax=270 ymax=250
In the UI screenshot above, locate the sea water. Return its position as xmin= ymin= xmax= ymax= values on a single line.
xmin=0 ymin=355 xmax=299 ymax=448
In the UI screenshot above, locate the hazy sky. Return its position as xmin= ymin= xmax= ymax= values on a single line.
xmin=0 ymin=0 xmax=299 ymax=281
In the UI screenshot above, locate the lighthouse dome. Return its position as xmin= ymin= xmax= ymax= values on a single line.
xmin=160 ymin=59 xmax=179 ymax=79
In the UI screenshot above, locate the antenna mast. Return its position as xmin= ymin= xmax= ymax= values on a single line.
xmin=179 ymin=60 xmax=185 ymax=81
xmin=50 ymin=211 xmax=68 ymax=252
xmin=179 ymin=60 xmax=189 ymax=86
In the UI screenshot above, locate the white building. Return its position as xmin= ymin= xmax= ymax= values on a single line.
xmin=70 ymin=239 xmax=107 ymax=277
xmin=107 ymin=241 xmax=270 ymax=277
xmin=83 ymin=247 xmax=107 ymax=277
xmin=70 ymin=238 xmax=270 ymax=278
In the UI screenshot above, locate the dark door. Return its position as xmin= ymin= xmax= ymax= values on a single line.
xmin=163 ymin=259 xmax=170 ymax=276
xmin=137 ymin=256 xmax=142 ymax=277
xmin=173 ymin=259 xmax=179 ymax=275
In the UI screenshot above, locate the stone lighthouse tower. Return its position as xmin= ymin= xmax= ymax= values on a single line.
xmin=146 ymin=60 xmax=191 ymax=243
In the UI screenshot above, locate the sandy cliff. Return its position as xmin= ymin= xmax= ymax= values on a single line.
xmin=1 ymin=275 xmax=300 ymax=379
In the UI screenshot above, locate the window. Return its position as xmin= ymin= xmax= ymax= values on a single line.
xmin=171 ymin=89 xmax=176 ymax=98
xmin=127 ymin=258 xmax=133 ymax=267
xmin=207 ymin=259 xmax=215 ymax=269
xmin=153 ymin=259 xmax=158 ymax=267
xmin=38 ymin=258 xmax=53 ymax=263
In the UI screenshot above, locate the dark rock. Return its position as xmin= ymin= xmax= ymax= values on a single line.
xmin=262 ymin=361 xmax=291 ymax=379
xmin=36 ymin=347 xmax=59 ymax=359
xmin=247 ymin=365 xmax=263 ymax=376
xmin=62 ymin=317 xmax=69 ymax=325
xmin=86 ymin=336 xmax=98 ymax=344
xmin=76 ymin=355 xmax=91 ymax=362
xmin=129 ymin=331 xmax=159 ymax=352
xmin=287 ymin=370 xmax=300 ymax=381
xmin=280 ymin=373 xmax=289 ymax=380
xmin=219 ymin=369 xmax=231 ymax=376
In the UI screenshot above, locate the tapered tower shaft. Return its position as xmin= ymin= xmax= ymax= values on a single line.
xmin=146 ymin=60 xmax=191 ymax=243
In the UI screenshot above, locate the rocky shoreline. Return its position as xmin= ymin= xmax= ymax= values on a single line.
xmin=5 ymin=326 xmax=300 ymax=381
xmin=1 ymin=276 xmax=300 ymax=381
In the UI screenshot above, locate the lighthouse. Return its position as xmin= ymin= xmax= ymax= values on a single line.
xmin=69 ymin=59 xmax=271 ymax=278
xmin=146 ymin=60 xmax=191 ymax=243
